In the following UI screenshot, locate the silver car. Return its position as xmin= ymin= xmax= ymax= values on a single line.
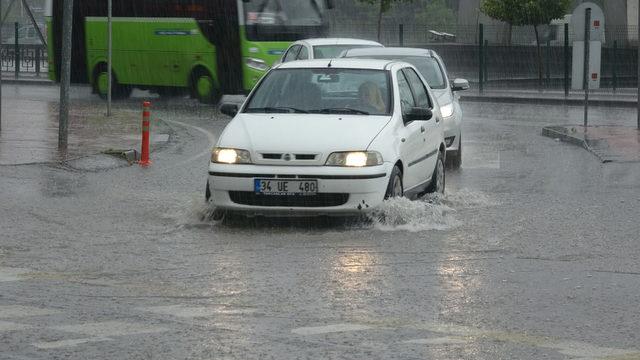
xmin=342 ymin=47 xmax=469 ymax=168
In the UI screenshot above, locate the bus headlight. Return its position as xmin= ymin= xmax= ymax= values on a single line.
xmin=325 ymin=151 xmax=383 ymax=167
xmin=246 ymin=58 xmax=269 ymax=71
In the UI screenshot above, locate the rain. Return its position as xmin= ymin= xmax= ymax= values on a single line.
xmin=1 ymin=0 xmax=640 ymax=358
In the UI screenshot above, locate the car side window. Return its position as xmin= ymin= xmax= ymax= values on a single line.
xmin=403 ymin=68 xmax=432 ymax=109
xmin=297 ymin=46 xmax=309 ymax=60
xmin=397 ymin=71 xmax=415 ymax=116
xmin=283 ymin=45 xmax=301 ymax=62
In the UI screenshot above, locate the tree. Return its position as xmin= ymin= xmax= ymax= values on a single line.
xmin=416 ymin=0 xmax=457 ymax=33
xmin=357 ymin=0 xmax=414 ymax=42
xmin=481 ymin=0 xmax=571 ymax=85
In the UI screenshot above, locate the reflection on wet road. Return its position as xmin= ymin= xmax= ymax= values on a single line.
xmin=1 ymin=86 xmax=640 ymax=359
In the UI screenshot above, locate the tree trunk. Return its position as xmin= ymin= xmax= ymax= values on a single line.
xmin=534 ymin=25 xmax=543 ymax=89
xmin=377 ymin=0 xmax=384 ymax=42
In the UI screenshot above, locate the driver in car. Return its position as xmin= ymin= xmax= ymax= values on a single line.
xmin=358 ymin=81 xmax=386 ymax=114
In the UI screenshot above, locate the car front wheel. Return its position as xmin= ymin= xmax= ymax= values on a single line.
xmin=384 ymin=165 xmax=403 ymax=199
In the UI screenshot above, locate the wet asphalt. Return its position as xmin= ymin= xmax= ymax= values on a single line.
xmin=1 ymin=85 xmax=640 ymax=359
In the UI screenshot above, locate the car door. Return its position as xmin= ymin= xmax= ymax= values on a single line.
xmin=396 ymin=69 xmax=426 ymax=191
xmin=403 ymin=67 xmax=440 ymax=182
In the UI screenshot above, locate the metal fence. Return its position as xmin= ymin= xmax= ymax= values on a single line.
xmin=328 ymin=22 xmax=640 ymax=91
xmin=1 ymin=44 xmax=48 ymax=76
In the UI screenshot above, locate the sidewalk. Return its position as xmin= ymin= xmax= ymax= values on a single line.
xmin=0 ymin=99 xmax=171 ymax=166
xmin=460 ymin=88 xmax=638 ymax=107
xmin=1 ymin=71 xmax=53 ymax=86
xmin=542 ymin=125 xmax=640 ymax=163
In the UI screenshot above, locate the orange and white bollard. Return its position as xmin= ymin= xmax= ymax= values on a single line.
xmin=139 ymin=101 xmax=152 ymax=167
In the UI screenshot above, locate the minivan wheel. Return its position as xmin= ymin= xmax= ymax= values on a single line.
xmin=384 ymin=165 xmax=403 ymax=199
xmin=426 ymin=151 xmax=445 ymax=194
xmin=449 ymin=134 xmax=462 ymax=169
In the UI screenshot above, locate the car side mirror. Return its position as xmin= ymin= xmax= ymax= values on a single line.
xmin=404 ymin=107 xmax=433 ymax=123
xmin=220 ymin=103 xmax=239 ymax=117
xmin=451 ymin=78 xmax=470 ymax=91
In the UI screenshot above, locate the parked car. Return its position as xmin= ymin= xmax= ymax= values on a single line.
xmin=342 ymin=47 xmax=469 ymax=168
xmin=206 ymin=59 xmax=446 ymax=219
xmin=279 ymin=38 xmax=383 ymax=64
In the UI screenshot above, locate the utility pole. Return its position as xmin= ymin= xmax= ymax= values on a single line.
xmin=637 ymin=1 xmax=640 ymax=129
xmin=583 ymin=8 xmax=591 ymax=128
xmin=59 ymin=0 xmax=73 ymax=148
xmin=0 ymin=0 xmax=3 ymax=132
xmin=107 ymin=0 xmax=112 ymax=116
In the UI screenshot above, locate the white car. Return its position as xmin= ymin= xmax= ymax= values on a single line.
xmin=342 ymin=47 xmax=469 ymax=167
xmin=279 ymin=38 xmax=383 ymax=63
xmin=207 ymin=59 xmax=446 ymax=217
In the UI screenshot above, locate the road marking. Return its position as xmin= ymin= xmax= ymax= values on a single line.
xmin=142 ymin=304 xmax=255 ymax=318
xmin=0 ymin=267 xmax=32 ymax=282
xmin=53 ymin=321 xmax=168 ymax=337
xmin=0 ymin=305 xmax=61 ymax=318
xmin=403 ymin=336 xmax=468 ymax=345
xmin=406 ymin=322 xmax=640 ymax=360
xmin=291 ymin=323 xmax=372 ymax=335
xmin=160 ymin=119 xmax=217 ymax=170
xmin=33 ymin=337 xmax=112 ymax=349
xmin=0 ymin=321 xmax=32 ymax=332
xmin=541 ymin=340 xmax=640 ymax=360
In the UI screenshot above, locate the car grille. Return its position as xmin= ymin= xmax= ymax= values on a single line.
xmin=229 ymin=192 xmax=349 ymax=207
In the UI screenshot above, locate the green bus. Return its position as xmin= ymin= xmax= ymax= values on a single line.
xmin=45 ymin=0 xmax=333 ymax=102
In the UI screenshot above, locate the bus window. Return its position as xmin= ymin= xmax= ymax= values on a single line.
xmin=244 ymin=0 xmax=328 ymax=41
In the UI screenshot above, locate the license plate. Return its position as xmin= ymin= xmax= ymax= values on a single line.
xmin=254 ymin=179 xmax=317 ymax=195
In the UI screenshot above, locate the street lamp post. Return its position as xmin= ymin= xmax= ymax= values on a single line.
xmin=107 ymin=0 xmax=112 ymax=116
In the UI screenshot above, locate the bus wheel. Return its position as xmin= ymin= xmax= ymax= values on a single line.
xmin=93 ymin=65 xmax=131 ymax=100
xmin=190 ymin=69 xmax=219 ymax=104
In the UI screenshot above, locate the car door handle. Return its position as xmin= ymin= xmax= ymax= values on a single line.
xmin=420 ymin=126 xmax=426 ymax=133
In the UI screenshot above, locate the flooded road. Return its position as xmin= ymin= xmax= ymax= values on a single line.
xmin=1 ymin=85 xmax=640 ymax=359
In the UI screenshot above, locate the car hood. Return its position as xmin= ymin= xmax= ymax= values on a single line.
xmin=219 ymin=113 xmax=392 ymax=154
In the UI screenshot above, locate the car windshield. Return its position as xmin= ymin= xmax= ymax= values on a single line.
xmin=350 ymin=55 xmax=447 ymax=89
xmin=313 ymin=44 xmax=380 ymax=59
xmin=244 ymin=68 xmax=391 ymax=115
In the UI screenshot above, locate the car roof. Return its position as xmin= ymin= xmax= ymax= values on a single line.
xmin=275 ymin=58 xmax=403 ymax=71
xmin=298 ymin=38 xmax=383 ymax=47
xmin=343 ymin=47 xmax=436 ymax=58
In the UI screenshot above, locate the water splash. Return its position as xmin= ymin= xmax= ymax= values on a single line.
xmin=368 ymin=195 xmax=460 ymax=232
xmin=163 ymin=194 xmax=221 ymax=230
xmin=168 ymin=189 xmax=496 ymax=232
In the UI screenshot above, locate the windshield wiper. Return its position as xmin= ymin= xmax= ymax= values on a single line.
xmin=245 ymin=107 xmax=309 ymax=114
xmin=313 ymin=108 xmax=370 ymax=115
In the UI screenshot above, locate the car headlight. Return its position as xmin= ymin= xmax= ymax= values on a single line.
xmin=325 ymin=151 xmax=383 ymax=167
xmin=245 ymin=58 xmax=269 ymax=71
xmin=440 ymin=103 xmax=454 ymax=118
xmin=211 ymin=148 xmax=252 ymax=164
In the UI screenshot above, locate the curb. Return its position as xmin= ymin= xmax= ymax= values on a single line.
xmin=461 ymin=95 xmax=637 ymax=108
xmin=1 ymin=78 xmax=55 ymax=86
xmin=541 ymin=126 xmax=610 ymax=163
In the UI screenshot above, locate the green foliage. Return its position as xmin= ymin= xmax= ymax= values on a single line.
xmin=416 ymin=0 xmax=457 ymax=32
xmin=481 ymin=0 xmax=572 ymax=27
xmin=356 ymin=0 xmax=414 ymax=14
